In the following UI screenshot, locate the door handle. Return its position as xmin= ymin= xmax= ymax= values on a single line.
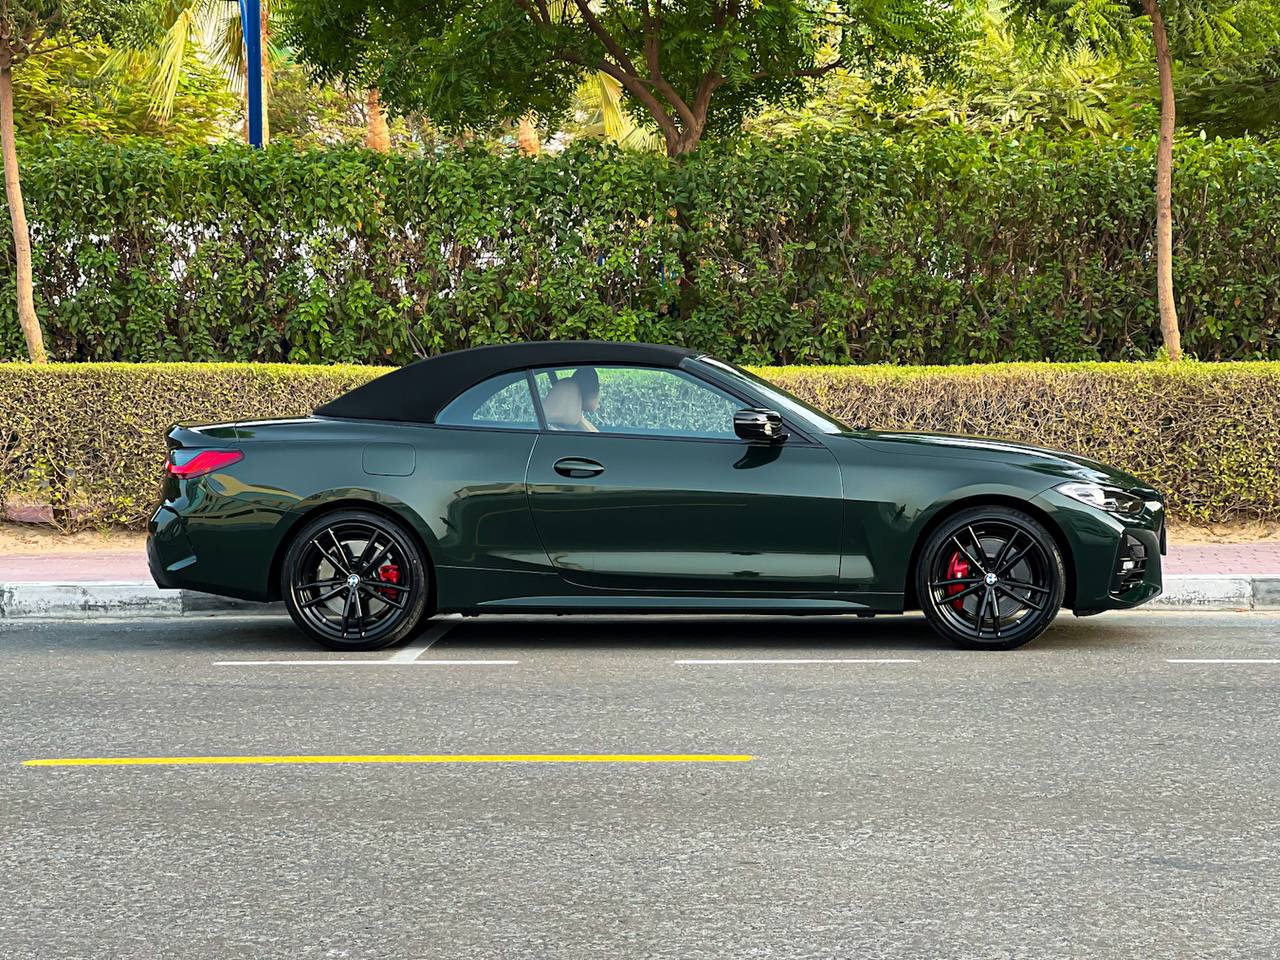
xmin=553 ymin=457 xmax=605 ymax=479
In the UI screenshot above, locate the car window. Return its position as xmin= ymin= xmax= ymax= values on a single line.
xmin=436 ymin=371 xmax=538 ymax=430
xmin=532 ymin=366 xmax=740 ymax=439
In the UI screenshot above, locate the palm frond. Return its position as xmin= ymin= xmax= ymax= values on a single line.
xmin=147 ymin=6 xmax=197 ymax=119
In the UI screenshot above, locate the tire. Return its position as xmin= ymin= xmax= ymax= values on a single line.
xmin=281 ymin=509 xmax=431 ymax=651
xmin=915 ymin=505 xmax=1065 ymax=651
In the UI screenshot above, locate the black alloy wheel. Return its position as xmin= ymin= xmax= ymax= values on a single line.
xmin=281 ymin=509 xmax=430 ymax=651
xmin=916 ymin=506 xmax=1065 ymax=650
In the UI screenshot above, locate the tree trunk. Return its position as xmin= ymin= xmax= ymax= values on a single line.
xmin=1142 ymin=0 xmax=1182 ymax=360
xmin=365 ymin=88 xmax=390 ymax=152
xmin=666 ymin=119 xmax=706 ymax=317
xmin=0 ymin=66 xmax=45 ymax=364
xmin=516 ymin=115 xmax=540 ymax=156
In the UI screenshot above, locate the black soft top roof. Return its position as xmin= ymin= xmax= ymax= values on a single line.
xmin=315 ymin=340 xmax=700 ymax=423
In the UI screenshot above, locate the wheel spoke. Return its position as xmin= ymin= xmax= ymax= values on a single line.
xmin=361 ymin=544 xmax=394 ymax=575
xmin=1002 ymin=578 xmax=1050 ymax=595
xmin=361 ymin=585 xmax=407 ymax=610
xmin=296 ymin=578 xmax=344 ymax=592
xmin=353 ymin=590 xmax=366 ymax=637
xmin=329 ymin=529 xmax=353 ymax=571
xmin=996 ymin=541 xmax=1036 ymax=576
xmin=299 ymin=586 xmax=344 ymax=609
xmin=313 ymin=535 xmax=350 ymax=575
xmin=975 ymin=586 xmax=991 ymax=634
xmin=355 ymin=535 xmax=381 ymax=572
xmin=966 ymin=526 xmax=990 ymax=566
xmin=941 ymin=582 xmax=984 ymax=605
xmin=930 ymin=577 xmax=982 ymax=588
xmin=950 ymin=535 xmax=987 ymax=574
xmin=340 ymin=588 xmax=356 ymax=635
xmin=997 ymin=584 xmax=1043 ymax=612
xmin=992 ymin=529 xmax=1018 ymax=572
xmin=361 ymin=578 xmax=406 ymax=593
xmin=986 ymin=587 xmax=1001 ymax=638
xmin=371 ymin=591 xmax=404 ymax=611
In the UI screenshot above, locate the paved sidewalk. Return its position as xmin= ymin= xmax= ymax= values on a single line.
xmin=1164 ymin=542 xmax=1280 ymax=575
xmin=0 ymin=551 xmax=150 ymax=582
xmin=3 ymin=542 xmax=1280 ymax=583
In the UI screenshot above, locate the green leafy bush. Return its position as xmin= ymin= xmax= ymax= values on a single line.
xmin=2 ymin=361 xmax=1276 ymax=529
xmin=2 ymin=132 xmax=1279 ymax=366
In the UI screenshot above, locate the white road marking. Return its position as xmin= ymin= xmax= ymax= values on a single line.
xmin=388 ymin=621 xmax=455 ymax=662
xmin=215 ymin=617 xmax=492 ymax=666
xmin=213 ymin=659 xmax=519 ymax=666
xmin=675 ymin=657 xmax=920 ymax=665
xmin=1167 ymin=658 xmax=1280 ymax=664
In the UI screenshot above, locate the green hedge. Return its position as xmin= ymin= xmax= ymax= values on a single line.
xmin=2 ymin=132 xmax=1279 ymax=366
xmin=2 ymin=361 xmax=1276 ymax=529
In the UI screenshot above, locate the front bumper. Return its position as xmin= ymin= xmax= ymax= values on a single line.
xmin=1031 ymin=488 xmax=1165 ymax=613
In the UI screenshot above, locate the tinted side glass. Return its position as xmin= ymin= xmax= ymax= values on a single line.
xmin=437 ymin=371 xmax=537 ymax=429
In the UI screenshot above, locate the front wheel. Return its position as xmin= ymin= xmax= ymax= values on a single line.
xmin=281 ymin=509 xmax=431 ymax=651
xmin=915 ymin=506 xmax=1065 ymax=651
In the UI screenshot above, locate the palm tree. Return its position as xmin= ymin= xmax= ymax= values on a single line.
xmin=574 ymin=71 xmax=663 ymax=150
xmin=108 ymin=0 xmax=279 ymax=142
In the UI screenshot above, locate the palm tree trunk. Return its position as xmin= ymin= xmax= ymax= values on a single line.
xmin=516 ymin=115 xmax=540 ymax=156
xmin=0 ymin=65 xmax=45 ymax=364
xmin=259 ymin=0 xmax=271 ymax=145
xmin=239 ymin=59 xmax=249 ymax=144
xmin=365 ymin=88 xmax=390 ymax=152
xmin=1142 ymin=0 xmax=1182 ymax=360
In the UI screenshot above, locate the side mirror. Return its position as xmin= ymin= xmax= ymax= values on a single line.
xmin=734 ymin=408 xmax=788 ymax=444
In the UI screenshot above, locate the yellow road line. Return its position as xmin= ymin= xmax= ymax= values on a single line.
xmin=23 ymin=753 xmax=753 ymax=768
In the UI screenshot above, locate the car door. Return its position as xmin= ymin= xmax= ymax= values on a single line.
xmin=525 ymin=364 xmax=844 ymax=593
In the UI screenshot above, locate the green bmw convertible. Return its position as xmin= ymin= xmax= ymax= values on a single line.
xmin=148 ymin=341 xmax=1164 ymax=651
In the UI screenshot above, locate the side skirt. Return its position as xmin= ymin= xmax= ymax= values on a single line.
xmin=457 ymin=595 xmax=905 ymax=615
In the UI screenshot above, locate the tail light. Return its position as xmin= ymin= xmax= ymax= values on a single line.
xmin=167 ymin=449 xmax=243 ymax=478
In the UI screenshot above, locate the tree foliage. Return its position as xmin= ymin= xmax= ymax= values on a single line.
xmin=280 ymin=0 xmax=974 ymax=155
xmin=13 ymin=40 xmax=234 ymax=144
xmin=750 ymin=11 xmax=1156 ymax=139
xmin=1179 ymin=0 xmax=1280 ymax=137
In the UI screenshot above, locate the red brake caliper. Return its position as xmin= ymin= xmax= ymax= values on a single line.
xmin=945 ymin=552 xmax=970 ymax=611
xmin=375 ymin=562 xmax=401 ymax=600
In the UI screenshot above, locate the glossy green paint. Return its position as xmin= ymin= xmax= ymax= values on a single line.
xmin=148 ymin=359 xmax=1165 ymax=615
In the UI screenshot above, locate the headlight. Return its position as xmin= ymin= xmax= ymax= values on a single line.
xmin=1055 ymin=482 xmax=1146 ymax=517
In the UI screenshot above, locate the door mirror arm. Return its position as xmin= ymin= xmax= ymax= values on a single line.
xmin=734 ymin=408 xmax=789 ymax=445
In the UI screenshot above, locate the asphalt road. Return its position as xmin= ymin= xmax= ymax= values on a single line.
xmin=3 ymin=611 xmax=1279 ymax=960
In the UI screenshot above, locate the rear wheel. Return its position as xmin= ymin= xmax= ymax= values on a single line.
xmin=281 ymin=509 xmax=430 ymax=651
xmin=915 ymin=506 xmax=1065 ymax=650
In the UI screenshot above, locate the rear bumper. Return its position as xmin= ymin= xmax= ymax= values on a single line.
xmin=147 ymin=505 xmax=196 ymax=590
xmin=147 ymin=501 xmax=269 ymax=601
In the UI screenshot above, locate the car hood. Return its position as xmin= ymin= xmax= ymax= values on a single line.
xmin=843 ymin=430 xmax=1155 ymax=493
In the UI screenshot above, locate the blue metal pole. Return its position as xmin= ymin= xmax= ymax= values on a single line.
xmin=241 ymin=0 xmax=264 ymax=147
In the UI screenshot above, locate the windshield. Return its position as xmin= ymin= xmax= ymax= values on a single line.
xmin=693 ymin=357 xmax=851 ymax=434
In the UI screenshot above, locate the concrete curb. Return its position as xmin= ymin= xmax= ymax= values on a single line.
xmin=2 ymin=574 xmax=1279 ymax=620
xmin=0 ymin=582 xmax=285 ymax=619
xmin=1150 ymin=574 xmax=1280 ymax=611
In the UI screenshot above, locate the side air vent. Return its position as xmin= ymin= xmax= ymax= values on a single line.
xmin=1111 ymin=535 xmax=1148 ymax=596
